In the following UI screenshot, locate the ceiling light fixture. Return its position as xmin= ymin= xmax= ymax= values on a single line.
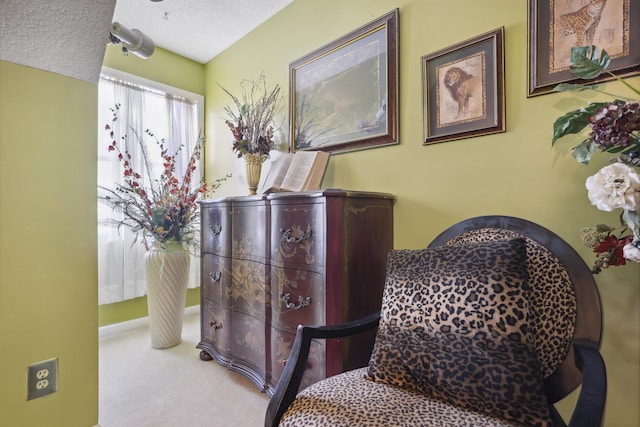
xmin=109 ymin=22 xmax=155 ymax=59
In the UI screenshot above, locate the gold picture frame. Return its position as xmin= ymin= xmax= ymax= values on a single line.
xmin=289 ymin=9 xmax=399 ymax=154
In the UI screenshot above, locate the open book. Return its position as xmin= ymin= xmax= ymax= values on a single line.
xmin=261 ymin=151 xmax=330 ymax=194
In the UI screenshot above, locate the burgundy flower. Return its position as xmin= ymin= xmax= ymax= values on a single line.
xmin=588 ymin=100 xmax=640 ymax=150
xmin=593 ymin=234 xmax=634 ymax=267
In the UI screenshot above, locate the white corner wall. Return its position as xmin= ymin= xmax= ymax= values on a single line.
xmin=0 ymin=0 xmax=117 ymax=83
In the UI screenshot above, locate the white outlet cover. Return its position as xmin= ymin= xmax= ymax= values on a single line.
xmin=27 ymin=358 xmax=58 ymax=400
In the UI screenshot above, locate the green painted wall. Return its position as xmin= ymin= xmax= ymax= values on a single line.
xmin=0 ymin=61 xmax=99 ymax=426
xmin=98 ymin=45 xmax=206 ymax=327
xmin=204 ymin=1 xmax=639 ymax=426
xmin=2 ymin=1 xmax=635 ymax=425
xmin=103 ymin=44 xmax=206 ymax=95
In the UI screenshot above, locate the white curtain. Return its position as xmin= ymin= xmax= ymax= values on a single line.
xmin=98 ymin=75 xmax=201 ymax=305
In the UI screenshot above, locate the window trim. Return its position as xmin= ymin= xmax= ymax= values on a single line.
xmin=100 ymin=66 xmax=205 ymax=128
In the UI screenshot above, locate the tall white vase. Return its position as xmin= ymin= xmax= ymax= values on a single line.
xmin=145 ymin=241 xmax=191 ymax=349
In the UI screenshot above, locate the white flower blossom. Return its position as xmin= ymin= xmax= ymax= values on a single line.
xmin=585 ymin=163 xmax=640 ymax=212
xmin=623 ymin=241 xmax=640 ymax=263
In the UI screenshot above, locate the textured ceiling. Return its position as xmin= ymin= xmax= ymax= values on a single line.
xmin=0 ymin=0 xmax=292 ymax=83
xmin=0 ymin=0 xmax=117 ymax=83
xmin=112 ymin=0 xmax=294 ymax=63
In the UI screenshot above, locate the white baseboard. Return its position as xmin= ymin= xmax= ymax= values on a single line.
xmin=184 ymin=305 xmax=199 ymax=317
xmin=99 ymin=305 xmax=199 ymax=339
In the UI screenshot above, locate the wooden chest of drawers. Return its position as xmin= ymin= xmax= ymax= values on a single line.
xmin=197 ymin=189 xmax=395 ymax=395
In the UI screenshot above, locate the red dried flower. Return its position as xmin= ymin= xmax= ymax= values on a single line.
xmin=98 ymin=104 xmax=229 ymax=250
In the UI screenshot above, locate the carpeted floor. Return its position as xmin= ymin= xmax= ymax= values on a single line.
xmin=99 ymin=307 xmax=269 ymax=427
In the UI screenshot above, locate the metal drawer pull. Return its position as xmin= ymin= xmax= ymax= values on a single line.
xmin=281 ymin=293 xmax=311 ymax=310
xmin=210 ymin=224 xmax=222 ymax=235
xmin=209 ymin=272 xmax=222 ymax=283
xmin=280 ymin=227 xmax=311 ymax=243
xmin=209 ymin=320 xmax=222 ymax=330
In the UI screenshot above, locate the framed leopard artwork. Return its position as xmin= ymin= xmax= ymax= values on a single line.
xmin=528 ymin=0 xmax=640 ymax=96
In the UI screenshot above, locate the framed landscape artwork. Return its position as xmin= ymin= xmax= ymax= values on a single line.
xmin=289 ymin=9 xmax=399 ymax=154
xmin=528 ymin=0 xmax=640 ymax=96
xmin=422 ymin=27 xmax=505 ymax=145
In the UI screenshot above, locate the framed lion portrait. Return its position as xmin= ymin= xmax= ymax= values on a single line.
xmin=422 ymin=27 xmax=505 ymax=145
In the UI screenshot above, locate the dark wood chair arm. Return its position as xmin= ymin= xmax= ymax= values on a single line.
xmin=264 ymin=311 xmax=381 ymax=427
xmin=567 ymin=341 xmax=607 ymax=427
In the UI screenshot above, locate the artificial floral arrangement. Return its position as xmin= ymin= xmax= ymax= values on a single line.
xmin=552 ymin=46 xmax=640 ymax=274
xmin=99 ymin=104 xmax=228 ymax=251
xmin=219 ymin=73 xmax=285 ymax=159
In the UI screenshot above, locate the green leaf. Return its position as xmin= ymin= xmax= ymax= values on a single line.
xmin=552 ymin=109 xmax=587 ymax=144
xmin=622 ymin=209 xmax=640 ymax=238
xmin=571 ymin=139 xmax=598 ymax=164
xmin=552 ymin=109 xmax=588 ymax=145
xmin=569 ymin=46 xmax=611 ymax=80
xmin=554 ymin=83 xmax=585 ymax=92
xmin=551 ymin=102 xmax=609 ymax=145
xmin=595 ymin=224 xmax=615 ymax=233
xmin=604 ymin=145 xmax=628 ymax=154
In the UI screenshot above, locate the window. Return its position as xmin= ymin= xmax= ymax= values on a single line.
xmin=97 ymin=68 xmax=204 ymax=304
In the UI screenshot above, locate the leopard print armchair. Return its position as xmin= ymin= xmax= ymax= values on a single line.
xmin=265 ymin=216 xmax=606 ymax=427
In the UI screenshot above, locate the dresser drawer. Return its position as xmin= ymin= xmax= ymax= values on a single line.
xmin=232 ymin=201 xmax=268 ymax=262
xmin=270 ymin=202 xmax=325 ymax=268
xmin=271 ymin=266 xmax=325 ymax=332
xmin=201 ymin=202 xmax=232 ymax=256
xmin=231 ymin=258 xmax=268 ymax=319
xmin=201 ymin=254 xmax=232 ymax=308
xmin=202 ymin=298 xmax=233 ymax=356
xmin=231 ymin=311 xmax=267 ymax=378
xmin=270 ymin=327 xmax=325 ymax=392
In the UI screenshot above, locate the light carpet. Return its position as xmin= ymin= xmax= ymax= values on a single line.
xmin=99 ymin=307 xmax=269 ymax=427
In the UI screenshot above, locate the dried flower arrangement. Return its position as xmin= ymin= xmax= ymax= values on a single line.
xmin=99 ymin=104 xmax=228 ymax=250
xmin=219 ymin=73 xmax=285 ymax=159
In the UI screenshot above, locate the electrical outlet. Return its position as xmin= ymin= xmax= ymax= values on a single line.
xmin=27 ymin=358 xmax=58 ymax=400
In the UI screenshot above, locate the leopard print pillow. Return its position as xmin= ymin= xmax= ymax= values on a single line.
xmin=365 ymin=238 xmax=552 ymax=427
